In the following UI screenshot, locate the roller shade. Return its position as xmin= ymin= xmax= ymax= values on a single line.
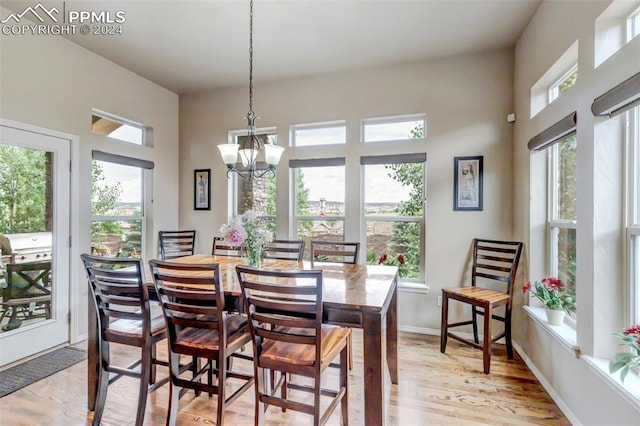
xmin=591 ymin=72 xmax=640 ymax=117
xmin=92 ymin=150 xmax=155 ymax=169
xmin=360 ymin=153 xmax=426 ymax=165
xmin=288 ymin=158 xmax=345 ymax=168
xmin=527 ymin=112 xmax=577 ymax=152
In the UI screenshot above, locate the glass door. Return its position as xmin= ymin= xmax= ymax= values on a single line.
xmin=0 ymin=124 xmax=71 ymax=366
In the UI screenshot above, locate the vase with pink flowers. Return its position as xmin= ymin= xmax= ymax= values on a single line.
xmin=220 ymin=210 xmax=273 ymax=268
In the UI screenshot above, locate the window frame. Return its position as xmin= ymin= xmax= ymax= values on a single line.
xmin=548 ymin=64 xmax=578 ymax=104
xmin=91 ymin=109 xmax=147 ymax=146
xmin=627 ymin=5 xmax=640 ymax=42
xmin=289 ymin=121 xmax=346 ymax=147
xmin=626 ymin=105 xmax=640 ymax=326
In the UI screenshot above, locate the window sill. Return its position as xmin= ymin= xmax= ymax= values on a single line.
xmin=582 ymin=356 xmax=640 ymax=410
xmin=398 ymin=282 xmax=430 ymax=294
xmin=523 ymin=306 xmax=579 ymax=356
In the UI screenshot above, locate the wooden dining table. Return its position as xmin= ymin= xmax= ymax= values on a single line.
xmin=87 ymin=254 xmax=399 ymax=425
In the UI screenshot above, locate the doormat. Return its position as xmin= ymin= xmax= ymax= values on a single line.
xmin=0 ymin=346 xmax=87 ymax=398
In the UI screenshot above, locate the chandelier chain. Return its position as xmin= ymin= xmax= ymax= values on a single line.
xmin=248 ymin=0 xmax=254 ymax=116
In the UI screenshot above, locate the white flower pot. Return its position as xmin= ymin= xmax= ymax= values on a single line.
xmin=544 ymin=308 xmax=565 ymax=326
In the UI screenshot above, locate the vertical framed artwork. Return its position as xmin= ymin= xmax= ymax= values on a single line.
xmin=194 ymin=169 xmax=211 ymax=210
xmin=453 ymin=156 xmax=483 ymax=211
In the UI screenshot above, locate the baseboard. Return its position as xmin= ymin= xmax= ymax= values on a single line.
xmin=74 ymin=332 xmax=88 ymax=344
xmin=513 ymin=341 xmax=581 ymax=426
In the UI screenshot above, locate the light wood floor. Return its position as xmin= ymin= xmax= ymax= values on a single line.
xmin=0 ymin=331 xmax=569 ymax=425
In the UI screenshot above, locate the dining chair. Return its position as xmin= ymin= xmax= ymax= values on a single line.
xmin=236 ymin=265 xmax=350 ymax=426
xmin=211 ymin=236 xmax=244 ymax=257
xmin=310 ymin=240 xmax=359 ymax=370
xmin=158 ymin=230 xmax=196 ymax=260
xmin=263 ymin=239 xmax=305 ymax=261
xmin=440 ymin=239 xmax=523 ymax=374
xmin=80 ymin=254 xmax=169 ymax=426
xmin=0 ymin=261 xmax=52 ymax=331
xmin=148 ymin=260 xmax=254 ymax=426
xmin=310 ymin=240 xmax=359 ymax=265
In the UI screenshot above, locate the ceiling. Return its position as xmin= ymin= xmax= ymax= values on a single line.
xmin=2 ymin=0 xmax=542 ymax=94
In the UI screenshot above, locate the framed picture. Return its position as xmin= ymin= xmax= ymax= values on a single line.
xmin=194 ymin=169 xmax=211 ymax=210
xmin=453 ymin=156 xmax=483 ymax=211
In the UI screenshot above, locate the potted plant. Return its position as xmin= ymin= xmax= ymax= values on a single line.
xmin=609 ymin=324 xmax=640 ymax=383
xmin=521 ymin=277 xmax=576 ymax=325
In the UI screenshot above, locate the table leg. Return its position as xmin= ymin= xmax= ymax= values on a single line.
xmin=363 ymin=311 xmax=384 ymax=425
xmin=386 ymin=284 xmax=398 ymax=384
xmin=87 ymin=293 xmax=98 ymax=411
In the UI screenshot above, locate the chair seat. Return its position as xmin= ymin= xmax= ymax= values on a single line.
xmin=443 ymin=286 xmax=510 ymax=305
xmin=261 ymin=324 xmax=350 ymax=368
xmin=174 ymin=314 xmax=249 ymax=352
xmin=105 ymin=310 xmax=166 ymax=341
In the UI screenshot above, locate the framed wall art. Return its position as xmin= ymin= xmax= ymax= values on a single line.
xmin=453 ymin=156 xmax=483 ymax=211
xmin=194 ymin=169 xmax=211 ymax=210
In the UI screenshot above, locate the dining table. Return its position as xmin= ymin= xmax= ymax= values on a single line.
xmin=86 ymin=254 xmax=399 ymax=425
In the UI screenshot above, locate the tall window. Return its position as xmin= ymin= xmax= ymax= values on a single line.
xmin=627 ymin=104 xmax=640 ymax=325
xmin=549 ymin=136 xmax=577 ymax=320
xmin=362 ymin=154 xmax=425 ymax=281
xmin=290 ymin=158 xmax=345 ymax=259
xmin=230 ymin=129 xmax=278 ymax=233
xmin=548 ymin=64 xmax=578 ymax=103
xmin=91 ymin=155 xmax=151 ymax=258
xmin=627 ymin=5 xmax=640 ymax=42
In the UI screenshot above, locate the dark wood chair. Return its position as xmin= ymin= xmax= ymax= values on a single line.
xmin=0 ymin=261 xmax=52 ymax=331
xmin=440 ymin=239 xmax=523 ymax=374
xmin=158 ymin=230 xmax=196 ymax=260
xmin=310 ymin=240 xmax=360 ymax=370
xmin=148 ymin=260 xmax=254 ymax=426
xmin=236 ymin=265 xmax=350 ymax=426
xmin=80 ymin=254 xmax=169 ymax=426
xmin=263 ymin=239 xmax=305 ymax=261
xmin=310 ymin=240 xmax=359 ymax=265
xmin=212 ymin=236 xmax=244 ymax=257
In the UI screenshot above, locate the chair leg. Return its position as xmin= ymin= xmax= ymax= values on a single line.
xmin=482 ymin=304 xmax=492 ymax=374
xmin=348 ymin=334 xmax=353 ymax=370
xmin=92 ymin=340 xmax=110 ymax=426
xmin=472 ymin=306 xmax=479 ymax=344
xmin=505 ymin=309 xmax=514 ymax=359
xmin=167 ymin=352 xmax=181 ymax=426
xmin=216 ymin=354 xmax=226 ymax=426
xmin=134 ymin=343 xmax=152 ymax=426
xmin=440 ymin=292 xmax=449 ymax=353
xmin=340 ymin=344 xmax=349 ymax=426
xmin=150 ymin=343 xmax=157 ymax=385
xmin=254 ymin=367 xmax=265 ymax=426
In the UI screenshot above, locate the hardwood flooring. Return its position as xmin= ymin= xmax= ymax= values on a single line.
xmin=0 ymin=331 xmax=569 ymax=425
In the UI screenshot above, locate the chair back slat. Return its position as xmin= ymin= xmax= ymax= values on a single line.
xmin=4 ymin=261 xmax=52 ymax=301
xmin=263 ymin=239 xmax=305 ymax=261
xmin=81 ymin=254 xmax=150 ymax=337
xmin=212 ymin=236 xmax=244 ymax=257
xmin=471 ymin=239 xmax=523 ymax=298
xmin=310 ymin=241 xmax=359 ymax=265
xmin=149 ymin=260 xmax=226 ymax=354
xmin=159 ymin=230 xmax=196 ymax=260
xmin=236 ymin=265 xmax=323 ymax=370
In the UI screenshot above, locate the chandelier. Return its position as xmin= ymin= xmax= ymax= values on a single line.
xmin=217 ymin=0 xmax=284 ymax=180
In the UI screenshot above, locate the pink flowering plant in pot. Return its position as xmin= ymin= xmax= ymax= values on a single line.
xmin=521 ymin=277 xmax=576 ymax=314
xmin=609 ymin=324 xmax=640 ymax=383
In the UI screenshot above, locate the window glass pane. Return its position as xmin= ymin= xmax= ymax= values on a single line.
xmin=363 ymin=118 xmax=424 ymax=143
xmin=237 ymin=173 xmax=276 ymax=217
xmin=91 ymin=161 xmax=142 ymax=216
xmin=297 ymin=219 xmax=344 ymax=260
xmin=295 ymin=166 xmax=345 ymax=216
xmin=364 ymin=163 xmax=423 ymax=216
xmin=555 ymin=227 xmax=577 ymax=314
xmin=556 ymin=136 xmax=577 ymax=221
xmin=628 ymin=7 xmax=640 ymax=41
xmin=292 ymin=124 xmax=346 ymax=147
xmin=91 ymin=114 xmax=144 ymax=145
xmin=91 ymin=220 xmax=142 ymax=258
xmin=549 ymin=66 xmax=578 ymax=103
xmin=366 ymin=220 xmax=420 ymax=279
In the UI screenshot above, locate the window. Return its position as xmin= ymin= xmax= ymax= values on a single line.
xmin=290 ymin=158 xmax=345 ymax=259
xmin=91 ymin=156 xmax=150 ymax=258
xmin=230 ymin=129 xmax=278 ymax=233
xmin=548 ymin=136 xmax=577 ymax=321
xmin=362 ymin=114 xmax=425 ymax=143
xmin=627 ymin=5 xmax=640 ymax=42
xmin=362 ymin=154 xmax=425 ymax=281
xmin=548 ymin=64 xmax=578 ymax=104
xmin=290 ymin=121 xmax=346 ymax=147
xmin=627 ymin=105 xmax=640 ymax=325
xmin=91 ymin=111 xmax=146 ymax=146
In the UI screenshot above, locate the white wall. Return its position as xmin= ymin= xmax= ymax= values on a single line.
xmin=0 ymin=17 xmax=180 ymax=339
xmin=179 ymin=49 xmax=516 ymax=331
xmin=513 ymin=0 xmax=640 ymax=423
